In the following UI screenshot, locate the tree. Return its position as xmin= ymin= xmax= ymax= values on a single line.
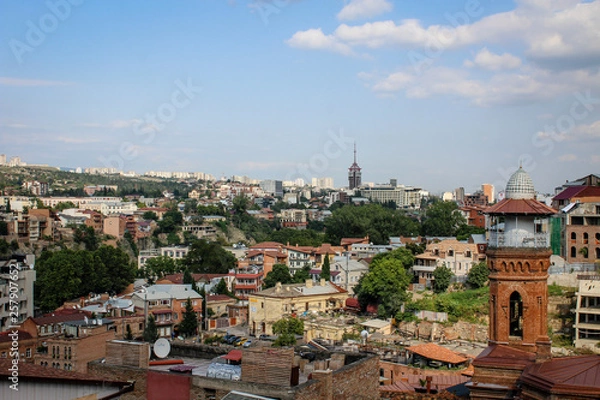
xmin=321 ymin=254 xmax=331 ymax=281
xmin=73 ymin=225 xmax=99 ymax=251
xmin=213 ymin=278 xmax=232 ymax=296
xmin=125 ymin=324 xmax=133 ymax=340
xmin=178 ymin=298 xmax=199 ymax=338
xmin=263 ymin=264 xmax=293 ymax=288
xmin=272 ymin=317 xmax=304 ymax=347
xmin=467 ymin=261 xmax=489 ymax=289
xmin=143 ymin=315 xmax=159 ymax=343
xmin=455 ymin=225 xmax=486 ymax=241
xmin=141 ymin=256 xmax=178 ymax=284
xmin=432 ymin=264 xmax=454 ymax=294
xmin=354 ymin=256 xmax=412 ymax=317
xmin=293 ymin=263 xmax=311 ymax=283
xmin=182 ymin=239 xmax=237 ymax=274
xmin=325 ymin=203 xmax=419 ymax=245
xmin=143 ymin=211 xmax=158 ymax=221
xmin=421 ymin=200 xmax=467 ymax=236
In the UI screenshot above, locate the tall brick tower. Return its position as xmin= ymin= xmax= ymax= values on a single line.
xmin=469 ymin=167 xmax=557 ymax=399
xmin=348 ymin=143 xmax=362 ymax=190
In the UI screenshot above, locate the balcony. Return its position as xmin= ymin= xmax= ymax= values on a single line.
xmin=488 ymin=231 xmax=550 ymax=248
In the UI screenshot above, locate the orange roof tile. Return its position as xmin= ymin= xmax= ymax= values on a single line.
xmin=485 ymin=198 xmax=556 ymax=215
xmin=406 ymin=343 xmax=468 ymax=365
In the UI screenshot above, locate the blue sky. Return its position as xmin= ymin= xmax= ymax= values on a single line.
xmin=1 ymin=0 xmax=599 ymax=195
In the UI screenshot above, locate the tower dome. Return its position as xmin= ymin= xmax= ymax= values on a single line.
xmin=505 ymin=167 xmax=535 ymax=200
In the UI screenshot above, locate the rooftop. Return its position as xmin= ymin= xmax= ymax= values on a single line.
xmin=406 ymin=343 xmax=469 ymax=365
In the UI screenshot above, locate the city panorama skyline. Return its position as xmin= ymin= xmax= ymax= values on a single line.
xmin=1 ymin=0 xmax=599 ymax=194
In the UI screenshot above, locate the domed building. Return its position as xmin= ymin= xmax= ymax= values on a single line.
xmin=468 ymin=168 xmax=600 ymax=400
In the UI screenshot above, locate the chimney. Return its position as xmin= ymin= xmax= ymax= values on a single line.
xmin=305 ymin=279 xmax=313 ymax=288
xmin=275 ymin=282 xmax=282 ymax=293
xmin=320 ymin=278 xmax=326 ymax=287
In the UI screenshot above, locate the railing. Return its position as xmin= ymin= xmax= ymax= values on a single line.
xmin=488 ymin=231 xmax=550 ymax=248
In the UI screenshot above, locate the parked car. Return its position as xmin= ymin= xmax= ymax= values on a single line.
xmin=226 ymin=335 xmax=240 ymax=345
xmin=243 ymin=339 xmax=252 ymax=348
xmin=234 ymin=337 xmax=248 ymax=347
xmin=222 ymin=334 xmax=235 ymax=343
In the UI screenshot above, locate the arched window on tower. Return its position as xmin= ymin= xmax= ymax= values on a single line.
xmin=509 ymin=291 xmax=523 ymax=339
xmin=596 ymin=247 xmax=600 ymax=259
xmin=571 ymin=246 xmax=577 ymax=258
xmin=571 ymin=232 xmax=577 ymax=243
xmin=583 ymin=232 xmax=589 ymax=245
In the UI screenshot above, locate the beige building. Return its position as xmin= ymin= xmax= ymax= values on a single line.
xmin=574 ymin=275 xmax=600 ymax=353
xmin=248 ymin=280 xmax=348 ymax=336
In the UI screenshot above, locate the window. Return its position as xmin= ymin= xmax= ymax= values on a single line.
xmin=448 ymin=249 xmax=454 ymax=256
xmin=1 ymin=352 xmax=6 ymax=358
xmin=571 ymin=232 xmax=577 ymax=242
xmin=509 ymin=292 xmax=523 ymax=339
xmin=26 ymin=348 xmax=31 ymax=358
xmin=583 ymin=232 xmax=589 ymax=244
xmin=571 ymin=246 xmax=577 ymax=258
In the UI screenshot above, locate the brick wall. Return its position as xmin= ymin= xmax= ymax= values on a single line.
xmin=88 ymin=361 xmax=148 ymax=400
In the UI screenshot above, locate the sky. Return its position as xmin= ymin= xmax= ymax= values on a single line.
xmin=1 ymin=0 xmax=599 ymax=195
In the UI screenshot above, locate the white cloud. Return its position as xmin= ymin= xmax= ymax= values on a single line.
xmin=465 ymin=48 xmax=522 ymax=70
xmin=0 ymin=77 xmax=73 ymax=87
xmin=286 ymin=28 xmax=354 ymax=55
xmin=558 ymin=154 xmax=578 ymax=162
xmin=78 ymin=119 xmax=158 ymax=133
xmin=364 ymin=65 xmax=599 ymax=106
xmin=287 ymin=0 xmax=600 ymax=70
xmin=337 ymin=0 xmax=393 ymax=21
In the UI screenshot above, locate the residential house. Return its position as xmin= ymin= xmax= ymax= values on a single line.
xmin=340 ymin=236 xmax=370 ymax=251
xmin=460 ymin=204 xmax=487 ymax=229
xmin=34 ymin=318 xmax=116 ymax=373
xmin=329 ymin=256 xmax=369 ymax=295
xmin=131 ymin=284 xmax=202 ymax=338
xmin=248 ymin=280 xmax=348 ymax=336
xmin=0 ymin=255 xmax=36 ymax=331
xmin=283 ymin=244 xmax=316 ymax=273
xmin=19 ymin=309 xmax=91 ymax=339
xmin=412 ymin=239 xmax=485 ymax=287
xmin=279 ymin=209 xmax=308 ymax=229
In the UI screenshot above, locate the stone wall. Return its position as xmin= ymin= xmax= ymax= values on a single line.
xmin=88 ymin=361 xmax=148 ymax=400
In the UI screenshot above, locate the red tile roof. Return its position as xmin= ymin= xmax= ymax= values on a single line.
xmin=485 ymin=198 xmax=556 ymax=215
xmin=520 ymin=355 xmax=600 ymax=397
xmin=0 ymin=330 xmax=33 ymax=342
xmin=552 ymin=185 xmax=600 ymax=201
xmin=223 ymin=349 xmax=243 ymax=362
xmin=380 ymin=374 xmax=470 ymax=393
xmin=406 ymin=343 xmax=468 ymax=365
xmin=31 ymin=311 xmax=90 ymax=325
xmin=250 ymin=242 xmax=284 ymax=250
xmin=341 ymin=237 xmax=369 ymax=246
xmin=472 ymin=344 xmax=535 ymax=370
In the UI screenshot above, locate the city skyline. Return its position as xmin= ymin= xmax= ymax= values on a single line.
xmin=1 ymin=0 xmax=599 ymax=195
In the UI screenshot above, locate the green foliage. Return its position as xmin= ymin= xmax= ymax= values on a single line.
xmin=263 ymin=264 xmax=293 ymax=288
xmin=213 ymin=278 xmax=232 ymax=296
xmin=421 ymin=200 xmax=467 ymax=236
xmin=125 ymin=324 xmax=133 ymax=340
xmin=53 ymin=201 xmax=77 ymax=212
xmin=321 ymin=254 xmax=331 ymax=281
xmin=123 ymin=230 xmax=138 ymax=256
xmin=292 ymin=263 xmax=311 ymax=283
xmin=197 ymin=204 xmax=226 ymax=216
xmin=0 ymin=221 xmax=8 ymax=236
xmin=157 ymin=209 xmax=183 ymax=234
xmin=355 ymin=256 xmax=412 ymax=317
xmin=178 ymin=298 xmax=199 ymax=337
xmin=143 ymin=315 xmax=159 ymax=343
xmin=73 ymin=225 xmax=99 ymax=251
xmin=268 ymin=228 xmax=325 ymax=247
xmin=405 ymin=288 xmax=489 ymax=323
xmin=432 ymin=265 xmax=454 ymax=294
xmin=272 ymin=317 xmax=304 ymax=347
xmin=467 ymin=262 xmax=489 ymax=289
xmin=324 ymin=203 xmax=420 ymax=245
xmin=35 ymin=246 xmax=136 ymax=312
xmin=370 ymin=247 xmax=415 ymax=269
xmin=143 ymin=211 xmax=158 ymax=221
xmin=455 ymin=225 xmax=486 ymax=241
xmin=548 ymin=282 xmax=564 ymax=296
xmin=405 ymin=242 xmax=426 ymax=255
xmin=182 ymin=239 xmax=237 ymax=274
xmin=140 ymin=256 xmax=178 ymax=284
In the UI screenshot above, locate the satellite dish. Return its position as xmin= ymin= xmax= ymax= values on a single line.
xmin=153 ymin=338 xmax=171 ymax=359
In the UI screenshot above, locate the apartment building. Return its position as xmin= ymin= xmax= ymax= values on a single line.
xmin=574 ymin=275 xmax=600 ymax=353
xmin=0 ymin=255 xmax=36 ymax=331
